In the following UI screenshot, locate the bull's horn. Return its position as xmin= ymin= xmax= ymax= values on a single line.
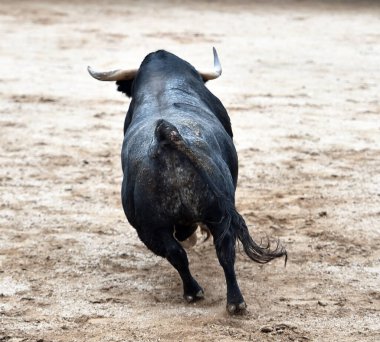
xmin=87 ymin=66 xmax=137 ymax=81
xmin=198 ymin=47 xmax=222 ymax=81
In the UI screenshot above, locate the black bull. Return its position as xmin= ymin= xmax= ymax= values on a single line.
xmin=88 ymin=49 xmax=286 ymax=314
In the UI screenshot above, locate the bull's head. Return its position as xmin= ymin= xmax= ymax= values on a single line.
xmin=87 ymin=47 xmax=222 ymax=96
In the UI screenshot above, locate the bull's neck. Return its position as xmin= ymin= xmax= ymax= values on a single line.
xmin=135 ymin=75 xmax=198 ymax=106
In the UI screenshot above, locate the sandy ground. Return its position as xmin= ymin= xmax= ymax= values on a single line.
xmin=1 ymin=1 xmax=380 ymax=341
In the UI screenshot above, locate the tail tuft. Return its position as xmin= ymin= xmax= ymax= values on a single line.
xmin=233 ymin=209 xmax=287 ymax=265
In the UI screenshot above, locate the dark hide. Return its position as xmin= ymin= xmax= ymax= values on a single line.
xmin=113 ymin=50 xmax=286 ymax=313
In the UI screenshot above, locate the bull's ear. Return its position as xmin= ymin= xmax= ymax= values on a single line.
xmin=116 ymin=80 xmax=134 ymax=98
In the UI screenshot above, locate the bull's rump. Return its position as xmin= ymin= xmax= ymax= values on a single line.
xmin=121 ymin=120 xmax=234 ymax=229
xmin=141 ymin=153 xmax=216 ymax=224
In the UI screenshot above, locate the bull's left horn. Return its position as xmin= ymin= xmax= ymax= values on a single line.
xmin=87 ymin=66 xmax=137 ymax=81
xmin=198 ymin=47 xmax=222 ymax=81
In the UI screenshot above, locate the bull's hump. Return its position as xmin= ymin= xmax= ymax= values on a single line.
xmin=149 ymin=74 xmax=166 ymax=95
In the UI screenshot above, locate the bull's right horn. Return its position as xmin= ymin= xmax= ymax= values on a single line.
xmin=87 ymin=66 xmax=137 ymax=81
xmin=198 ymin=47 xmax=222 ymax=81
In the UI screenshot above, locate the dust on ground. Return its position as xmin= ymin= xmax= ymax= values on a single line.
xmin=0 ymin=1 xmax=379 ymax=341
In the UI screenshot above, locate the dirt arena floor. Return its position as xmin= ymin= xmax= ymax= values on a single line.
xmin=1 ymin=1 xmax=379 ymax=341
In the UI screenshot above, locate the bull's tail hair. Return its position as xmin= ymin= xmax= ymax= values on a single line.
xmin=231 ymin=208 xmax=287 ymax=265
xmin=154 ymin=119 xmax=287 ymax=265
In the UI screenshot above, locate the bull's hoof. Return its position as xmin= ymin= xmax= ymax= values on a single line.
xmin=227 ymin=301 xmax=247 ymax=315
xmin=184 ymin=289 xmax=204 ymax=303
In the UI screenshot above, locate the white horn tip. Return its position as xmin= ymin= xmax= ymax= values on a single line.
xmin=212 ymin=47 xmax=222 ymax=76
xmin=87 ymin=66 xmax=100 ymax=80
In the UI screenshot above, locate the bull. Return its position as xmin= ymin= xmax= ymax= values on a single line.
xmin=88 ymin=48 xmax=286 ymax=314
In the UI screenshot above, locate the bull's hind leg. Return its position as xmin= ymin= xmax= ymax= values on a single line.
xmin=138 ymin=228 xmax=204 ymax=302
xmin=208 ymin=218 xmax=247 ymax=314
xmin=166 ymin=238 xmax=204 ymax=302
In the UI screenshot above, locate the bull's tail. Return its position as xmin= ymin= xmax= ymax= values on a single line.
xmin=155 ymin=119 xmax=182 ymax=147
xmin=231 ymin=208 xmax=287 ymax=265
xmin=154 ymin=119 xmax=287 ymax=265
xmin=154 ymin=119 xmax=215 ymax=175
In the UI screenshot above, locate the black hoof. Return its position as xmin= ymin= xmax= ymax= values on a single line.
xmin=227 ymin=301 xmax=247 ymax=315
xmin=184 ymin=289 xmax=204 ymax=303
